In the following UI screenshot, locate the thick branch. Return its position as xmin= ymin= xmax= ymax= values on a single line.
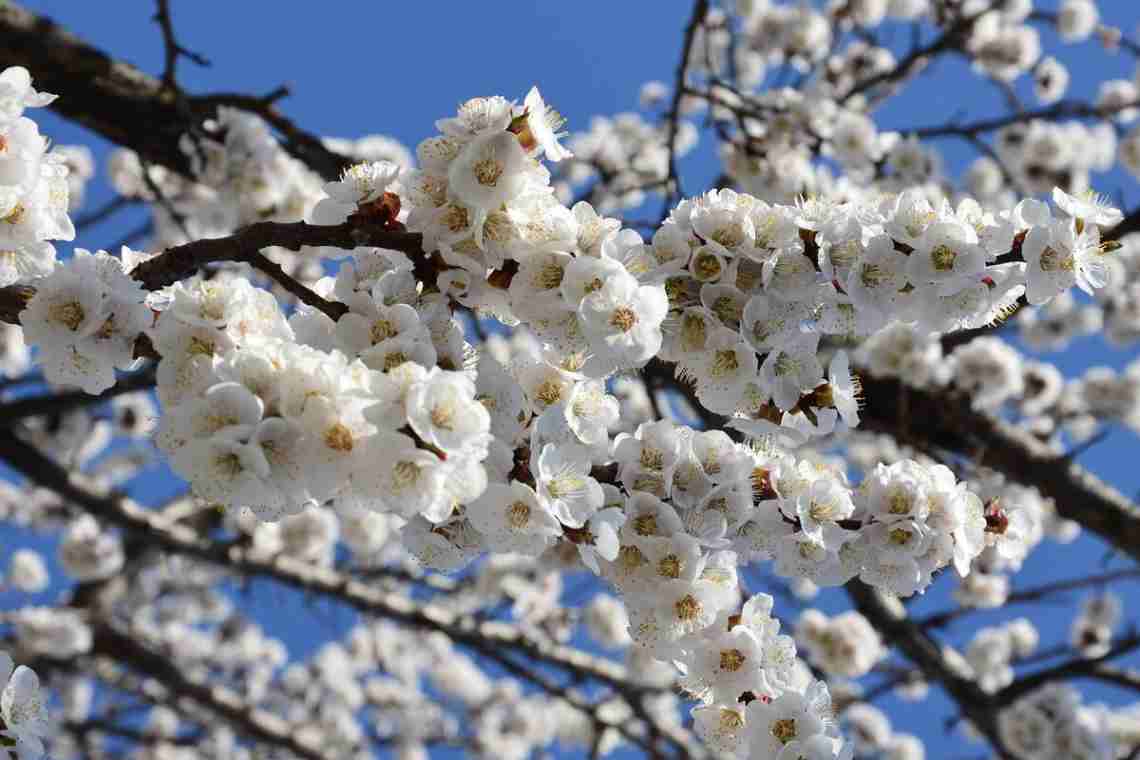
xmin=0 ymin=2 xmax=350 ymax=181
xmin=846 ymin=580 xmax=1014 ymax=759
xmin=857 ymin=372 xmax=1140 ymax=564
xmin=0 ymin=364 xmax=156 ymax=425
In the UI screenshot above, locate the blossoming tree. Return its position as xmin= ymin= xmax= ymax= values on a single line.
xmin=0 ymin=0 xmax=1139 ymax=758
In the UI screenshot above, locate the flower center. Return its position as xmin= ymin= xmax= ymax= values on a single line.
xmin=383 ymin=351 xmax=409 ymax=371
xmin=674 ymin=594 xmax=703 ymax=621
xmin=1039 ymin=246 xmax=1074 ymax=272
xmin=930 ymin=244 xmax=958 ymax=272
xmin=324 ymin=423 xmax=354 ymax=452
xmin=719 ymin=709 xmax=744 ymax=731
xmin=618 ymin=544 xmax=647 ymax=570
xmin=215 ymin=452 xmax=243 ymax=478
xmin=3 ymin=203 xmax=25 ymax=225
xmin=711 ymin=224 xmax=744 ymax=249
xmin=860 ymin=263 xmax=886 ymax=287
xmin=188 ymin=336 xmax=215 ymax=356
xmin=430 ymin=402 xmax=456 ymax=430
xmin=610 ymin=306 xmax=638 ymax=332
xmin=808 ymin=499 xmax=835 ymax=522
xmin=712 ymin=295 xmax=738 ymax=324
xmin=535 ymin=379 xmax=563 ymax=407
xmin=772 ymin=718 xmax=797 ymax=744
xmin=392 ymin=460 xmax=422 ymax=490
xmin=711 ymin=349 xmax=739 ymax=377
xmin=546 ymin=474 xmax=584 ymax=499
xmin=658 ymin=554 xmax=682 ymax=578
xmin=443 ymin=204 xmax=469 ymax=232
xmin=888 ymin=488 xmax=913 ymax=515
xmin=694 ymin=252 xmax=721 ymax=280
xmin=49 ymin=301 xmax=86 ymax=331
xmin=632 ymin=514 xmax=658 ymax=536
xmin=719 ymin=648 xmax=747 ymax=672
xmin=371 ymin=319 xmax=397 ymax=344
xmin=681 ymin=313 xmax=708 ymax=352
xmin=640 ymin=447 xmax=664 ymax=469
xmin=535 ymin=262 xmax=565 ymax=290
xmin=774 ymin=353 xmax=800 ymax=377
xmin=889 ymin=527 xmax=913 ymax=545
xmin=473 ymin=157 xmax=504 ymax=187
xmin=506 ymin=500 xmax=531 ymax=529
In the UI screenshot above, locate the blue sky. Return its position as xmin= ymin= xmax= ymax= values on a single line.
xmin=5 ymin=1 xmax=1140 ymax=757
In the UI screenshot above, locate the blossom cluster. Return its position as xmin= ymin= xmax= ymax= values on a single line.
xmin=998 ymin=684 xmax=1116 ymax=760
xmin=554 ymin=109 xmax=698 ymax=212
xmin=962 ymin=618 xmax=1040 ymax=694
xmin=150 ymin=272 xmax=491 ymax=524
xmin=843 ymin=703 xmax=926 ymax=759
xmin=6 ymin=58 xmax=1140 ymax=760
xmin=0 ymin=651 xmax=48 ymax=759
xmin=846 ymin=427 xmax=1078 ymax=610
xmin=672 ymin=0 xmax=1127 ymax=207
xmin=0 ymin=67 xmax=73 ymax=288
xmin=795 ymin=608 xmax=885 ymax=679
xmin=19 ymin=249 xmax=149 ymax=392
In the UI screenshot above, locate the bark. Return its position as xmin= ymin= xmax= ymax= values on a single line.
xmin=0 ymin=2 xmax=351 ymax=181
xmin=857 ymin=372 xmax=1140 ymax=564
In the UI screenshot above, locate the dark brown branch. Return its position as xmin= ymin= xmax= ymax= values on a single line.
xmin=919 ymin=568 xmax=1140 ymax=629
xmin=996 ymin=632 xmax=1140 ymax=703
xmin=857 ymin=372 xmax=1140 ymax=564
xmin=73 ymin=195 xmax=139 ymax=231
xmin=129 ymin=220 xmax=421 ymax=293
xmin=841 ymin=8 xmax=987 ymax=103
xmin=0 ymin=283 xmax=34 ymax=325
xmin=39 ymin=627 xmax=330 ymax=760
xmin=0 ymin=2 xmax=350 ymax=181
xmin=1090 ymin=665 xmax=1140 ymax=693
xmin=1106 ymin=209 xmax=1140 ymax=243
xmin=66 ymin=718 xmax=202 ymax=748
xmin=905 ymin=98 xmax=1140 ymax=139
xmin=152 ymin=0 xmax=209 ymax=90
xmin=846 ymin=580 xmax=1015 ymax=759
xmin=660 ymin=0 xmax=710 ymax=221
xmin=0 ymin=219 xmax=427 ymax=326
xmin=0 ymin=429 xmax=680 ymax=746
xmin=0 ymin=364 xmax=157 ymax=425
xmin=0 ymin=2 xmax=193 ymax=176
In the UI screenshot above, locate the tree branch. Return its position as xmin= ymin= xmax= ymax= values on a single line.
xmin=0 ymin=364 xmax=157 ymax=425
xmin=0 ymin=428 xmax=691 ymax=754
xmin=0 ymin=219 xmax=428 ymax=325
xmin=660 ymin=0 xmax=710 ymax=222
xmin=0 ymin=2 xmax=350 ymax=181
xmin=918 ymin=568 xmax=1140 ymax=629
xmin=152 ymin=0 xmax=209 ymax=90
xmin=996 ymin=631 xmax=1140 ymax=703
xmin=846 ymin=580 xmax=1015 ymax=759
xmin=37 ymin=637 xmax=331 ymax=760
xmin=857 ymin=372 xmax=1140 ymax=564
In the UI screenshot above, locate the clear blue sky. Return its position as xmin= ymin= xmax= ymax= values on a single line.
xmin=5 ymin=2 xmax=1140 ymax=758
